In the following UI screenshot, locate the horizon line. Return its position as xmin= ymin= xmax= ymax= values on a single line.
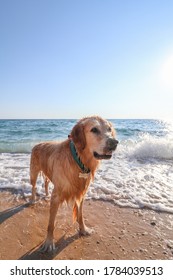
xmin=0 ymin=117 xmax=164 ymax=120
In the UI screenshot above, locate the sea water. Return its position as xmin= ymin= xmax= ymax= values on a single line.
xmin=0 ymin=119 xmax=173 ymax=213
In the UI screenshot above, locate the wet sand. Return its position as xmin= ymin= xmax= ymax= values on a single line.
xmin=0 ymin=190 xmax=173 ymax=260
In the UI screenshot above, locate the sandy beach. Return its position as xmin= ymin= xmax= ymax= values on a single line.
xmin=0 ymin=190 xmax=173 ymax=260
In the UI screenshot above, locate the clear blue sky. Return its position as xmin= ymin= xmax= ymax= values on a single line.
xmin=1 ymin=0 xmax=173 ymax=119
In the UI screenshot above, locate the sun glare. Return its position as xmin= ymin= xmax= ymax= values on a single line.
xmin=160 ymin=53 xmax=173 ymax=90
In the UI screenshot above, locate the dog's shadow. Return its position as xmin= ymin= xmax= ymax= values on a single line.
xmin=19 ymin=233 xmax=80 ymax=260
xmin=0 ymin=195 xmax=81 ymax=260
xmin=0 ymin=202 xmax=31 ymax=224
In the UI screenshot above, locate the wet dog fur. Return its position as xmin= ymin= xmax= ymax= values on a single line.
xmin=30 ymin=116 xmax=118 ymax=251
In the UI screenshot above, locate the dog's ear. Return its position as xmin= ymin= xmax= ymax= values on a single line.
xmin=108 ymin=121 xmax=116 ymax=137
xmin=71 ymin=123 xmax=86 ymax=151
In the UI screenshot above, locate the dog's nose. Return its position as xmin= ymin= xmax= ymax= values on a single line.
xmin=107 ymin=138 xmax=119 ymax=150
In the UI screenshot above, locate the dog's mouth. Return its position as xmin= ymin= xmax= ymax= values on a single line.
xmin=93 ymin=151 xmax=112 ymax=160
xmin=93 ymin=139 xmax=118 ymax=160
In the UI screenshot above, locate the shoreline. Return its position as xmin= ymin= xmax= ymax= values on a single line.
xmin=0 ymin=191 xmax=173 ymax=260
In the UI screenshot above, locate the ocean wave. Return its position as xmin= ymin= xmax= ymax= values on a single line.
xmin=120 ymin=134 xmax=173 ymax=161
xmin=1 ymin=133 xmax=173 ymax=161
xmin=0 ymin=142 xmax=37 ymax=153
xmin=0 ymin=145 xmax=173 ymax=213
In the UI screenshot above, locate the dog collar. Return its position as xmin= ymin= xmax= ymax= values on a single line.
xmin=70 ymin=140 xmax=90 ymax=174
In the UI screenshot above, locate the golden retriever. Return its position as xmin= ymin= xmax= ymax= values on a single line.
xmin=30 ymin=116 xmax=118 ymax=251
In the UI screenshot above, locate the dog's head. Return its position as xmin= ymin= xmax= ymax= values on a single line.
xmin=70 ymin=116 xmax=118 ymax=160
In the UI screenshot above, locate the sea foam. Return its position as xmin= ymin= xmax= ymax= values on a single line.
xmin=89 ymin=135 xmax=173 ymax=213
xmin=128 ymin=134 xmax=173 ymax=160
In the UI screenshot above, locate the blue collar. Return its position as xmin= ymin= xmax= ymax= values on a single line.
xmin=70 ymin=140 xmax=90 ymax=174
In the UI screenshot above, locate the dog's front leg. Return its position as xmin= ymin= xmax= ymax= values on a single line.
xmin=40 ymin=189 xmax=60 ymax=252
xmin=77 ymin=199 xmax=94 ymax=236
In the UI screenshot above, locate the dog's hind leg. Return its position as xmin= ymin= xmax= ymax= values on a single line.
xmin=30 ymin=153 xmax=40 ymax=203
xmin=44 ymin=176 xmax=50 ymax=197
xmin=30 ymin=169 xmax=40 ymax=203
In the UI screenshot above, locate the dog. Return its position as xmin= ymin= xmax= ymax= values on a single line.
xmin=30 ymin=116 xmax=118 ymax=251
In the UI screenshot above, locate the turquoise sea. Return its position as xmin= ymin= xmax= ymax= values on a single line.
xmin=0 ymin=119 xmax=173 ymax=213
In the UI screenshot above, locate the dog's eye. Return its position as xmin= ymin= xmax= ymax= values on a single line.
xmin=107 ymin=126 xmax=112 ymax=132
xmin=91 ymin=127 xmax=100 ymax=134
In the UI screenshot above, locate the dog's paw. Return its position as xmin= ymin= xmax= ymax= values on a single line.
xmin=79 ymin=226 xmax=94 ymax=236
xmin=40 ymin=239 xmax=55 ymax=253
xmin=29 ymin=195 xmax=37 ymax=204
xmin=29 ymin=199 xmax=37 ymax=205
